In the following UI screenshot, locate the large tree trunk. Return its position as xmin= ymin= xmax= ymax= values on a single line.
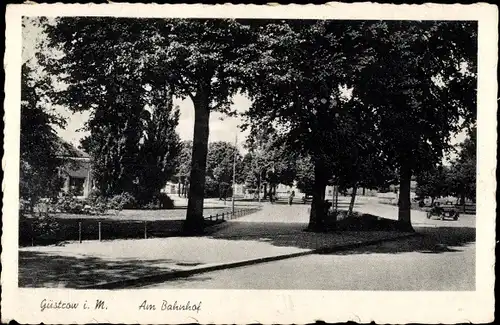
xmin=348 ymin=184 xmax=358 ymax=216
xmin=398 ymin=163 xmax=414 ymax=232
xmin=362 ymin=187 xmax=366 ymax=196
xmin=307 ymin=160 xmax=327 ymax=232
xmin=184 ymin=89 xmax=210 ymax=234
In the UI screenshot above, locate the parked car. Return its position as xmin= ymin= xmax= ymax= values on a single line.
xmin=426 ymin=202 xmax=460 ymax=220
xmin=302 ymin=194 xmax=313 ymax=204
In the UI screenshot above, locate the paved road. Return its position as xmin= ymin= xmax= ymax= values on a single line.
xmin=147 ymin=236 xmax=474 ymax=290
xmin=146 ymin=199 xmax=475 ymax=290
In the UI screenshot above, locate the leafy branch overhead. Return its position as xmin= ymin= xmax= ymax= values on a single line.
xmin=34 ymin=17 xmax=476 ymax=233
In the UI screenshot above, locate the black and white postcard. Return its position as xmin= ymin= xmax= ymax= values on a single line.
xmin=2 ymin=3 xmax=497 ymax=324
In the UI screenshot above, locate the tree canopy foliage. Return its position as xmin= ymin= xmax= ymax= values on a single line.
xmin=416 ymin=128 xmax=476 ymax=205
xmin=45 ymin=17 xmax=181 ymax=204
xmin=243 ymin=20 xmax=476 ymax=230
xmin=352 ymin=21 xmax=476 ymax=228
xmin=20 ymin=63 xmax=66 ymax=210
xmin=20 ymin=17 xmax=68 ymax=210
xmin=40 ymin=17 xmax=476 ymax=232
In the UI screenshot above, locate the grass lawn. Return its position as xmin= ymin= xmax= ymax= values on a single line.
xmin=55 ymin=206 xmax=245 ymax=221
xmin=20 ymin=205 xmax=261 ymax=247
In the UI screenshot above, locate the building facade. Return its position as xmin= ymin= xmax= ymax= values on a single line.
xmin=59 ymin=157 xmax=94 ymax=198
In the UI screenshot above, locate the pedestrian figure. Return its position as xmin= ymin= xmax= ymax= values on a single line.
xmin=288 ymin=191 xmax=295 ymax=205
xmin=324 ymin=200 xmax=333 ymax=216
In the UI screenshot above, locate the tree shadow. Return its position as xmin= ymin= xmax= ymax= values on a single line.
xmin=208 ymin=221 xmax=475 ymax=255
xmin=20 ymin=218 xmax=227 ymax=247
xmin=18 ymin=250 xmax=203 ymax=288
xmin=324 ymin=226 xmax=476 ymax=255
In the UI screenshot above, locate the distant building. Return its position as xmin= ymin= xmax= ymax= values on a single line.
xmin=56 ymin=139 xmax=93 ymax=198
xmin=233 ymin=183 xmax=246 ymax=196
xmin=162 ymin=178 xmax=189 ymax=197
xmin=162 ymin=181 xmax=178 ymax=195
xmin=59 ymin=157 xmax=93 ymax=198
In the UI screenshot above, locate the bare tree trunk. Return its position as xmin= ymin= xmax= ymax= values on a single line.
xmin=362 ymin=187 xmax=366 ymax=196
xmin=460 ymin=191 xmax=466 ymax=212
xmin=398 ymin=163 xmax=414 ymax=231
xmin=348 ymin=184 xmax=358 ymax=216
xmin=29 ymin=197 xmax=35 ymax=214
xmin=334 ymin=185 xmax=339 ymax=211
xmin=257 ymin=173 xmax=261 ymax=203
xmin=184 ymin=88 xmax=210 ymax=234
xmin=307 ymin=160 xmax=327 ymax=232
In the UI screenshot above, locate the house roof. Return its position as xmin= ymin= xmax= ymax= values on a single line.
xmin=63 ymin=159 xmax=91 ymax=178
xmin=55 ymin=137 xmax=90 ymax=158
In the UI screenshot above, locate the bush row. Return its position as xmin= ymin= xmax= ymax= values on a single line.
xmin=28 ymin=191 xmax=175 ymax=216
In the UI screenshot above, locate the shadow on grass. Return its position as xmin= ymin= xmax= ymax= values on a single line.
xmin=18 ymin=251 xmax=201 ymax=288
xmin=325 ymin=226 xmax=476 ymax=255
xmin=20 ymin=218 xmax=226 ymax=247
xmin=208 ymin=220 xmax=475 ymax=255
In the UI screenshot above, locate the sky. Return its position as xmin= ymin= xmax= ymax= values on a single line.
xmin=55 ymin=95 xmax=252 ymax=151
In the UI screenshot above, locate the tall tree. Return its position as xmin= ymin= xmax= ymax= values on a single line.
xmin=45 ymin=17 xmax=182 ymax=202
xmin=20 ymin=17 xmax=67 ymax=211
xmin=294 ymin=156 xmax=315 ymax=195
xmin=244 ymin=128 xmax=297 ymax=199
xmin=138 ymin=19 xmax=257 ymax=233
xmin=20 ymin=63 xmax=66 ymax=211
xmin=134 ymin=86 xmax=181 ymax=205
xmin=447 ymin=128 xmax=476 ymax=208
xmin=415 ymin=165 xmax=449 ymax=205
xmin=206 ymin=141 xmax=244 ymax=198
xmin=173 ymin=140 xmax=193 ymax=197
xmin=244 ymin=20 xmax=366 ymax=230
xmin=354 ymin=21 xmax=477 ymax=230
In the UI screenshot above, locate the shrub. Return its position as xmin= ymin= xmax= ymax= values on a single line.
xmin=157 ymin=193 xmax=174 ymax=209
xmin=19 ymin=199 xmax=30 ymax=213
xmin=20 ymin=213 xmax=62 ymax=245
xmin=86 ymin=190 xmax=109 ymax=214
xmin=139 ymin=193 xmax=175 ymax=210
xmin=204 ymin=177 xmax=218 ymax=198
xmin=53 ymin=193 xmax=86 ymax=214
xmin=108 ymin=192 xmax=136 ymax=210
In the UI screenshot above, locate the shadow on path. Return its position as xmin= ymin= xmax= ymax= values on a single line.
xmin=209 ymin=221 xmax=475 ymax=255
xmin=19 ymin=251 xmax=204 ymax=288
xmin=326 ymin=226 xmax=476 ymax=255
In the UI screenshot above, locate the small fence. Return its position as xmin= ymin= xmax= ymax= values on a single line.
xmin=204 ymin=207 xmax=260 ymax=222
xmin=20 ymin=206 xmax=261 ymax=246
